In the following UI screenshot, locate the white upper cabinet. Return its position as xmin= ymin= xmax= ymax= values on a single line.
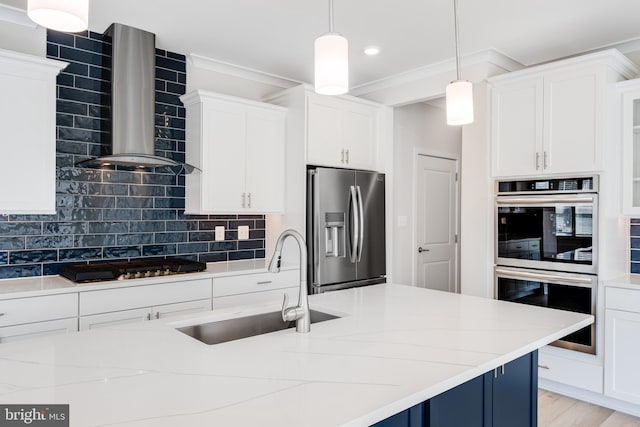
xmin=307 ymin=93 xmax=377 ymax=170
xmin=490 ymin=50 xmax=636 ymax=178
xmin=618 ymin=79 xmax=640 ymax=215
xmin=0 ymin=49 xmax=66 ymax=214
xmin=266 ymin=85 xmax=383 ymax=172
xmin=181 ymin=90 xmax=287 ymax=214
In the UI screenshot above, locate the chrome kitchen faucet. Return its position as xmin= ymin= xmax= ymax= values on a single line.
xmin=268 ymin=229 xmax=310 ymax=333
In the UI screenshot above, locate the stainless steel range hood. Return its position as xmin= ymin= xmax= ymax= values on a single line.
xmin=78 ymin=23 xmax=196 ymax=173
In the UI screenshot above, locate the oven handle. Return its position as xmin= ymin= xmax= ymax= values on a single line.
xmin=495 ymin=267 xmax=594 ymax=285
xmin=496 ymin=196 xmax=595 ymax=205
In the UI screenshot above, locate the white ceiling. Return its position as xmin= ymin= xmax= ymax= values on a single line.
xmin=4 ymin=0 xmax=640 ymax=89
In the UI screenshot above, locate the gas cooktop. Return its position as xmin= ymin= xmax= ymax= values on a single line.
xmin=59 ymin=259 xmax=207 ymax=283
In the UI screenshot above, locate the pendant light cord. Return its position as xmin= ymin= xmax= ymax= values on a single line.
xmin=329 ymin=0 xmax=334 ymax=33
xmin=453 ymin=0 xmax=461 ymax=81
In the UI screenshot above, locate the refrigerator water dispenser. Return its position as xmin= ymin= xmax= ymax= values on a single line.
xmin=325 ymin=212 xmax=345 ymax=257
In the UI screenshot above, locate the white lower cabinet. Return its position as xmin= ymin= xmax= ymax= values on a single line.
xmin=0 ymin=293 xmax=78 ymax=343
xmin=538 ymin=348 xmax=603 ymax=393
xmin=213 ymin=269 xmax=300 ymax=309
xmin=604 ymin=286 xmax=640 ymax=404
xmin=0 ymin=318 xmax=77 ymax=343
xmin=79 ymin=278 xmax=213 ymax=330
xmin=79 ymin=300 xmax=212 ymax=331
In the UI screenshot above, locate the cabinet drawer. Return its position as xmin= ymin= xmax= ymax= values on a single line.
xmin=213 ymin=269 xmax=299 ymax=298
xmin=507 ymin=241 xmax=528 ymax=251
xmin=0 ymin=318 xmax=77 ymax=343
xmin=0 ymin=293 xmax=78 ymax=327
xmin=80 ymin=278 xmax=212 ymax=316
xmin=538 ymin=349 xmax=602 ymax=393
xmin=606 ymin=287 xmax=640 ymax=313
xmin=213 ymin=287 xmax=299 ymax=310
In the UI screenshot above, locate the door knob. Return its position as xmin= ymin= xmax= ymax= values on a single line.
xmin=418 ymin=247 xmax=429 ymax=253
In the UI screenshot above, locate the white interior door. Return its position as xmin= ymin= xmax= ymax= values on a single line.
xmin=416 ymin=155 xmax=458 ymax=292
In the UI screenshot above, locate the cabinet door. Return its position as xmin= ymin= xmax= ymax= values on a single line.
xmin=544 ymin=68 xmax=602 ymax=174
xmin=490 ymin=352 xmax=537 ymax=427
xmin=621 ymin=88 xmax=640 ymax=215
xmin=200 ymin=100 xmax=247 ymax=212
xmin=427 ymin=375 xmax=484 ymax=427
xmin=79 ymin=308 xmax=152 ymax=330
xmin=371 ymin=403 xmax=423 ymax=427
xmin=604 ymin=308 xmax=640 ymax=404
xmin=0 ymin=53 xmax=63 ymax=214
xmin=342 ymin=103 xmax=377 ymax=170
xmin=307 ymin=95 xmax=344 ymax=167
xmin=0 ymin=318 xmax=77 ymax=343
xmin=245 ymin=106 xmax=285 ymax=213
xmin=491 ymin=77 xmax=543 ymax=177
xmin=152 ymin=299 xmax=211 ymax=320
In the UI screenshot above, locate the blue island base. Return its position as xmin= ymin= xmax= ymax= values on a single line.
xmin=373 ymin=351 xmax=538 ymax=427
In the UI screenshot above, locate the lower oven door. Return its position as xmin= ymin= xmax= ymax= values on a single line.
xmin=495 ymin=266 xmax=596 ymax=354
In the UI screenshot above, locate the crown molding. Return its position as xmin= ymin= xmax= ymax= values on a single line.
xmin=187 ymin=53 xmax=301 ymax=89
xmin=349 ymin=48 xmax=524 ymax=97
xmin=0 ymin=3 xmax=36 ymax=28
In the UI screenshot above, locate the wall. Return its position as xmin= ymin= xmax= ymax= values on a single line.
xmin=392 ymin=102 xmax=461 ymax=285
xmin=0 ymin=29 xmax=265 ymax=279
xmin=0 ymin=4 xmax=46 ymax=56
xmin=459 ymin=82 xmax=493 ymax=297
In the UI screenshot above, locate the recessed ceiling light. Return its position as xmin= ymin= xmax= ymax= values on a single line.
xmin=364 ymin=46 xmax=380 ymax=56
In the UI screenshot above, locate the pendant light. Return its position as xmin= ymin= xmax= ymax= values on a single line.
xmin=27 ymin=0 xmax=89 ymax=33
xmin=314 ymin=0 xmax=349 ymax=95
xmin=446 ymin=0 xmax=473 ymax=125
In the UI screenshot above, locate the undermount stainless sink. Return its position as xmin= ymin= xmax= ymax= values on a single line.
xmin=177 ymin=310 xmax=340 ymax=345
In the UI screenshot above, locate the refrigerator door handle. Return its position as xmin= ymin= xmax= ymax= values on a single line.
xmin=356 ymin=185 xmax=364 ymax=262
xmin=349 ymin=185 xmax=359 ymax=263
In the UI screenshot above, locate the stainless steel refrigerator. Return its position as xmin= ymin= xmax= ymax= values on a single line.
xmin=307 ymin=166 xmax=386 ymax=294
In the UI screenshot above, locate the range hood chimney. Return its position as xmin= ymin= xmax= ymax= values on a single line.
xmin=78 ymin=23 xmax=196 ymax=173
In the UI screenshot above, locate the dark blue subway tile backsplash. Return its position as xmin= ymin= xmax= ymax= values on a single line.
xmin=0 ymin=30 xmax=265 ymax=280
xmin=631 ymin=218 xmax=640 ymax=274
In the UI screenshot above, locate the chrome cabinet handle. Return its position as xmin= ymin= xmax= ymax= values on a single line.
xmin=418 ymin=247 xmax=430 ymax=253
xmin=0 ymin=313 xmax=5 ymax=317
xmin=242 ymin=192 xmax=246 ymax=208
xmin=538 ymin=365 xmax=550 ymax=370
xmin=345 ymin=149 xmax=350 ymax=164
xmin=247 ymin=192 xmax=251 ymax=208
xmin=146 ymin=313 xmax=151 ymax=321
xmin=536 ymin=152 xmax=541 ymax=170
xmin=155 ymin=312 xmax=160 ymax=319
xmin=257 ymin=280 xmax=272 ymax=285
xmin=543 ymin=151 xmax=548 ymax=169
xmin=341 ymin=149 xmax=345 ymax=163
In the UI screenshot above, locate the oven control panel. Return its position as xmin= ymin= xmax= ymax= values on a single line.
xmin=497 ymin=176 xmax=597 ymax=194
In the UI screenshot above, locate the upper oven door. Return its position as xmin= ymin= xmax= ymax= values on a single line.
xmin=495 ymin=193 xmax=598 ymax=274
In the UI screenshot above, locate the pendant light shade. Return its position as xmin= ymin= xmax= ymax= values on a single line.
xmin=446 ymin=80 xmax=473 ymax=125
xmin=314 ymin=0 xmax=348 ymax=95
xmin=314 ymin=32 xmax=349 ymax=95
xmin=446 ymin=0 xmax=473 ymax=125
xmin=27 ymin=0 xmax=89 ymax=33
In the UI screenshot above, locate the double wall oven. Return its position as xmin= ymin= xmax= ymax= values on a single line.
xmin=495 ymin=176 xmax=598 ymax=354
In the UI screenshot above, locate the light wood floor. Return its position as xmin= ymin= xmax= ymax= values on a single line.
xmin=539 ymin=390 xmax=640 ymax=427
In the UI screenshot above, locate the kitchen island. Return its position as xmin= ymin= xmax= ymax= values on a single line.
xmin=0 ymin=284 xmax=591 ymax=426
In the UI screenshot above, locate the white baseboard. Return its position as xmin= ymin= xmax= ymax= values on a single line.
xmin=539 ymin=378 xmax=640 ymax=418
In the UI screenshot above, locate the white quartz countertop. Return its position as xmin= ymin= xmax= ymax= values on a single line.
xmin=0 ymin=284 xmax=592 ymax=427
xmin=0 ymin=260 xmax=299 ymax=300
